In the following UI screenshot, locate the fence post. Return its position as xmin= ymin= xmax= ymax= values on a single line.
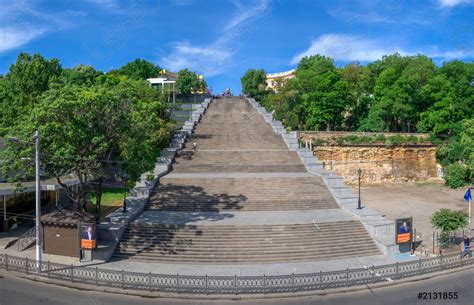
xmin=418 ymin=258 xmax=422 ymax=274
xmin=148 ymin=272 xmax=152 ymax=292
xmin=440 ymin=253 xmax=443 ymax=270
xmin=95 ymin=267 xmax=99 ymax=286
xmin=395 ymin=262 xmax=399 ymax=280
xmin=346 ymin=268 xmax=349 ymax=287
xmin=371 ymin=265 xmax=375 ymax=283
xmin=47 ymin=261 xmax=50 ymax=278
xmin=121 ymin=269 xmax=125 ymax=290
xmin=176 ymin=274 xmax=180 ymax=294
xmin=263 ymin=274 xmax=266 ymax=294
xmin=5 ymin=254 xmax=8 ymax=271
xmin=71 ymin=264 xmax=74 ymax=283
xmin=234 ymin=275 xmax=237 ymax=295
xmin=292 ymin=273 xmax=295 ymax=292
xmin=432 ymin=231 xmax=435 ymax=254
xmin=319 ymin=270 xmax=323 ymax=289
xmin=25 ymin=257 xmax=29 ymax=275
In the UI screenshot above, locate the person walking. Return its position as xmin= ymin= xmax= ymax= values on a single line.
xmin=461 ymin=235 xmax=471 ymax=258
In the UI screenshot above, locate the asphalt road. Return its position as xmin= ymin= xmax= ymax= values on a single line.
xmin=0 ymin=269 xmax=473 ymax=305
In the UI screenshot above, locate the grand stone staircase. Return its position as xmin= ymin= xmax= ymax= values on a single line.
xmin=114 ymin=222 xmax=380 ymax=263
xmin=113 ymin=97 xmax=382 ymax=264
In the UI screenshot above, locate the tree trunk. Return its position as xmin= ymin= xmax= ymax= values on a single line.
xmin=95 ymin=178 xmax=103 ymax=223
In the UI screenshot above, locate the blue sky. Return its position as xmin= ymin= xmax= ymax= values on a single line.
xmin=1 ymin=0 xmax=474 ymax=93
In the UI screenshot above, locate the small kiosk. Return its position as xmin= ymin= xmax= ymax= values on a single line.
xmin=41 ymin=211 xmax=95 ymax=258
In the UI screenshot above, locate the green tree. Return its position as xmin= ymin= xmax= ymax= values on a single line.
xmin=443 ymin=163 xmax=470 ymax=188
xmin=295 ymin=55 xmax=349 ymax=130
xmin=0 ymin=53 xmax=62 ymax=134
xmin=261 ymin=78 xmax=301 ymax=130
xmin=360 ymin=54 xmax=436 ymax=132
xmin=241 ymin=69 xmax=268 ymax=100
xmin=114 ymin=59 xmax=161 ymax=80
xmin=460 ymin=119 xmax=474 ymax=172
xmin=176 ymin=69 xmax=205 ymax=96
xmin=61 ymin=64 xmax=102 ymax=85
xmin=431 ymin=208 xmax=469 ymax=247
xmin=0 ymin=75 xmax=6 ymax=135
xmin=340 ymin=62 xmax=374 ymax=130
xmin=1 ymin=79 xmax=174 ymax=213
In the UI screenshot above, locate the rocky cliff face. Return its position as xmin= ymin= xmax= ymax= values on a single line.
xmin=298 ymin=132 xmax=437 ymax=185
xmin=313 ymin=145 xmax=437 ymax=185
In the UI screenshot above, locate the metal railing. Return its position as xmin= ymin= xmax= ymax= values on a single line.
xmin=16 ymin=226 xmax=38 ymax=251
xmin=0 ymin=253 xmax=472 ymax=295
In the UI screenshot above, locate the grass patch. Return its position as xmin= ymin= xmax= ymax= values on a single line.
xmin=87 ymin=187 xmax=127 ymax=220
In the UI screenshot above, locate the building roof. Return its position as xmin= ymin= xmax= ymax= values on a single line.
xmin=266 ymin=69 xmax=296 ymax=79
xmin=0 ymin=176 xmax=80 ymax=196
xmin=41 ymin=210 xmax=95 ymax=226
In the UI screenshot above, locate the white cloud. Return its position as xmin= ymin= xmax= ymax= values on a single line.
xmin=161 ymin=42 xmax=232 ymax=76
xmin=0 ymin=2 xmax=84 ymax=53
xmin=437 ymin=0 xmax=474 ymax=7
xmin=160 ymin=0 xmax=271 ymax=76
xmin=291 ymin=34 xmax=474 ymax=64
xmin=291 ymin=34 xmax=403 ymax=64
xmin=0 ymin=26 xmax=45 ymax=52
xmin=224 ymin=0 xmax=270 ymax=31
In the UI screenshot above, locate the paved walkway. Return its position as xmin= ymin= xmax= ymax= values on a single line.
xmin=104 ymin=254 xmax=396 ymax=276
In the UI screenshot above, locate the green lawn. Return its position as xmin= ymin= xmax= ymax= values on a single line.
xmin=88 ymin=187 xmax=127 ymax=220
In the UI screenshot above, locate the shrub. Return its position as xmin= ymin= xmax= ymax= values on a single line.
xmin=375 ymin=134 xmax=386 ymax=142
xmin=407 ymin=135 xmax=418 ymax=143
xmin=387 ymin=135 xmax=403 ymax=146
xmin=312 ymin=138 xmax=326 ymax=146
xmin=443 ymin=163 xmax=470 ymax=189
xmin=346 ymin=135 xmax=358 ymax=143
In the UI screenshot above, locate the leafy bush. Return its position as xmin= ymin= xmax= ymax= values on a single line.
xmin=443 ymin=163 xmax=470 ymax=188
xmin=408 ymin=135 xmax=418 ymax=142
xmin=312 ymin=138 xmax=326 ymax=146
xmin=431 ymin=208 xmax=468 ymax=248
xmin=375 ymin=134 xmax=386 ymax=142
xmin=346 ymin=135 xmax=358 ymax=143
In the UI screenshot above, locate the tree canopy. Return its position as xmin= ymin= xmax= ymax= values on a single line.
xmin=241 ymin=69 xmax=267 ymax=100
xmin=0 ymin=53 xmax=62 ymax=136
xmin=176 ymin=69 xmax=206 ymax=96
xmin=0 ymin=53 xmax=175 ymax=214
xmin=113 ymin=59 xmax=161 ymax=80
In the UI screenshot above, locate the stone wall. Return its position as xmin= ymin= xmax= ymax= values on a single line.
xmin=299 ymin=132 xmax=437 ymax=185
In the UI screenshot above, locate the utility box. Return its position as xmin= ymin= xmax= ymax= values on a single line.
xmin=41 ymin=211 xmax=95 ymax=258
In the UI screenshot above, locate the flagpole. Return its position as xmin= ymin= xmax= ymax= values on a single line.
xmin=469 ymin=197 xmax=472 ymax=231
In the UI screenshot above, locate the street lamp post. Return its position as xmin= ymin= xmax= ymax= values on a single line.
xmin=8 ymin=131 xmax=42 ymax=268
xmin=122 ymin=174 xmax=128 ymax=213
xmin=357 ymin=168 xmax=362 ymax=210
xmin=34 ymin=130 xmax=42 ymax=268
